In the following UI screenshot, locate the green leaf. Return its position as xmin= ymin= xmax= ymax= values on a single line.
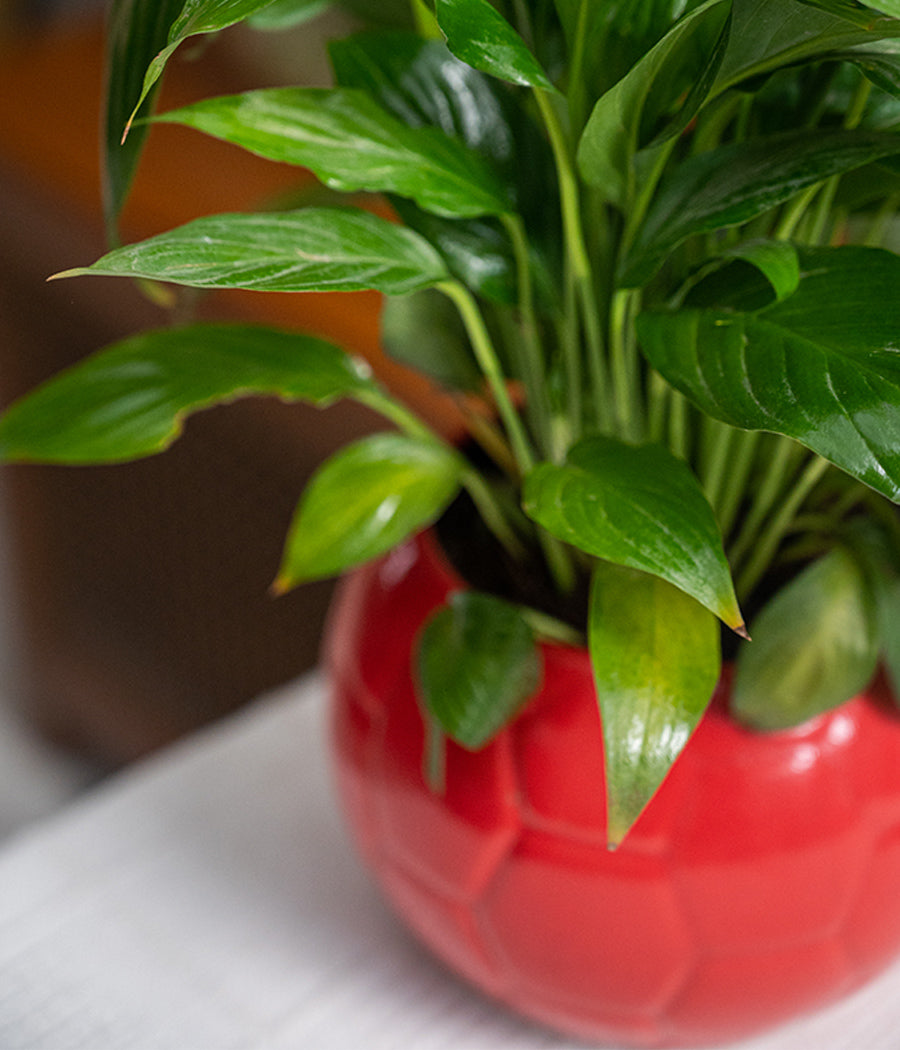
xmin=637 ymin=246 xmax=900 ymax=502
xmin=843 ymin=40 xmax=900 ymax=98
xmin=589 ymin=560 xmax=720 ymax=847
xmin=104 ymin=0 xmax=186 ymax=234
xmin=381 ymin=289 xmax=481 ymax=391
xmin=522 ymin=434 xmax=744 ymax=631
xmin=52 ymin=208 xmax=450 ymax=295
xmin=620 ymin=129 xmax=900 ymax=286
xmin=276 ymin=433 xmax=463 ymax=586
xmin=733 ymin=548 xmax=879 ymax=730
xmin=714 ymin=0 xmax=900 ymax=94
xmin=577 ymin=0 xmax=730 ymax=207
xmin=328 ymin=32 xmax=517 ymax=170
xmin=0 ymin=324 xmax=375 ymax=463
xmin=866 ymin=0 xmax=900 ymax=16
xmin=416 ymin=591 xmax=541 ymax=749
xmin=389 ymin=202 xmax=518 ymax=303
xmin=329 ymin=30 xmax=555 ymax=300
xmin=434 ymin=0 xmax=555 ymax=89
xmin=722 ymin=240 xmax=800 ymax=302
xmin=827 ymin=0 xmax=900 ymax=21
xmin=125 ymin=0 xmax=283 ymax=131
xmin=248 ymin=0 xmax=330 ymax=28
xmin=554 ymin=0 xmax=711 ymax=98
xmin=155 ymin=88 xmax=512 ymax=219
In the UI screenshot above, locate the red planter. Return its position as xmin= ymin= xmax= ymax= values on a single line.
xmin=325 ymin=530 xmax=900 ymax=1047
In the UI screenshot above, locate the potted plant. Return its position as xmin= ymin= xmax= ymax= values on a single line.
xmin=5 ymin=0 xmax=900 ymax=1043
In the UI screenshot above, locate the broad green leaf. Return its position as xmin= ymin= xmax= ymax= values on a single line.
xmin=799 ymin=0 xmax=896 ymax=26
xmin=389 ymin=201 xmax=518 ymax=303
xmin=714 ymin=0 xmax=900 ymax=94
xmin=637 ymin=246 xmax=900 ymax=502
xmin=328 ymin=33 xmax=517 ymax=169
xmin=620 ymin=129 xmax=900 ymax=286
xmin=589 ymin=560 xmax=720 ymax=847
xmin=126 ymin=0 xmax=282 ymax=130
xmin=434 ymin=0 xmax=555 ymax=89
xmin=156 ymin=88 xmax=512 ymax=219
xmin=0 ymin=324 xmax=375 ymax=464
xmin=329 ymin=30 xmax=554 ymax=299
xmin=722 ymin=240 xmax=800 ymax=302
xmin=577 ymin=0 xmax=730 ymax=207
xmin=104 ymin=0 xmax=185 ymax=234
xmin=733 ymin=549 xmax=879 ymax=730
xmin=553 ymin=0 xmax=710 ymax=98
xmin=276 ymin=433 xmax=463 ymax=586
xmin=522 ymin=434 xmax=744 ymax=631
xmin=248 ymin=0 xmax=330 ymax=28
xmin=851 ymin=0 xmax=900 ymax=19
xmin=52 ymin=208 xmax=450 ymax=296
xmin=381 ymin=289 xmax=481 ymax=390
xmin=844 ymin=41 xmax=900 ymax=98
xmin=416 ymin=591 xmax=541 ymax=749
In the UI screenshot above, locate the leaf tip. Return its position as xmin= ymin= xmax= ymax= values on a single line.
xmin=268 ymin=574 xmax=292 ymax=598
xmin=605 ymin=806 xmax=639 ymax=852
xmin=46 ymin=268 xmax=84 ymax=283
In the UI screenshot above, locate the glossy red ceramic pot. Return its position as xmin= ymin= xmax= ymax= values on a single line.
xmin=325 ymin=530 xmax=900 ymax=1047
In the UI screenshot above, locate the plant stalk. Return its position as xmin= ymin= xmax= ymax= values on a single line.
xmin=501 ymin=212 xmax=553 ymax=457
xmin=534 ymin=88 xmax=611 ymax=431
xmin=735 ymin=455 xmax=831 ymax=598
xmin=438 ymin=280 xmax=535 ymax=477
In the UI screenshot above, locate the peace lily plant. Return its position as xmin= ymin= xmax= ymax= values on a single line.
xmin=4 ymin=0 xmax=900 ymax=845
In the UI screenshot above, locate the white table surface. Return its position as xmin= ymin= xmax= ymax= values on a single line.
xmin=2 ymin=671 xmax=900 ymax=1050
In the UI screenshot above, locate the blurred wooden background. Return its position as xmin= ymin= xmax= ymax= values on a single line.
xmin=0 ymin=8 xmax=455 ymax=765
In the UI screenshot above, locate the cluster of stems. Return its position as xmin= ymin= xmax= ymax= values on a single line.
xmin=394 ymin=4 xmax=889 ymax=617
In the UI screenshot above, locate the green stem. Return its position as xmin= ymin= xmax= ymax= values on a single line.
xmin=501 ymin=213 xmax=552 ymax=456
xmin=422 ymin=714 xmax=446 ymax=793
xmin=535 ymin=88 xmax=610 ymax=430
xmin=647 ymin=371 xmax=669 ymax=444
xmin=609 ymin=288 xmax=643 ymax=441
xmin=438 ymin=280 xmax=535 ymax=476
xmin=728 ymin=436 xmax=801 ymax=568
xmin=668 ymin=389 xmax=689 ymax=461
xmin=805 ymin=176 xmax=840 ymax=246
xmin=353 ymin=386 xmax=439 ymax=444
xmin=565 ymin=0 xmax=591 ymax=135
xmin=454 ymin=397 xmax=518 ymax=477
xmin=511 ymin=0 xmax=534 ymax=46
xmin=410 ymin=0 xmax=441 ymax=37
xmin=717 ymin=428 xmax=762 ymax=540
xmin=559 ymin=266 xmax=583 ymax=445
xmin=736 ymin=456 xmax=831 ymax=599
xmin=620 ymin=136 xmax=678 ymax=259
xmin=699 ymin=415 xmax=736 ymax=513
xmin=356 ymin=385 xmax=527 ymax=565
xmin=776 ymin=75 xmax=871 ymax=243
xmin=459 ymin=466 xmax=527 ymax=562
xmin=865 ymin=192 xmax=900 ymax=248
xmin=774 ymin=183 xmax=820 ymax=241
